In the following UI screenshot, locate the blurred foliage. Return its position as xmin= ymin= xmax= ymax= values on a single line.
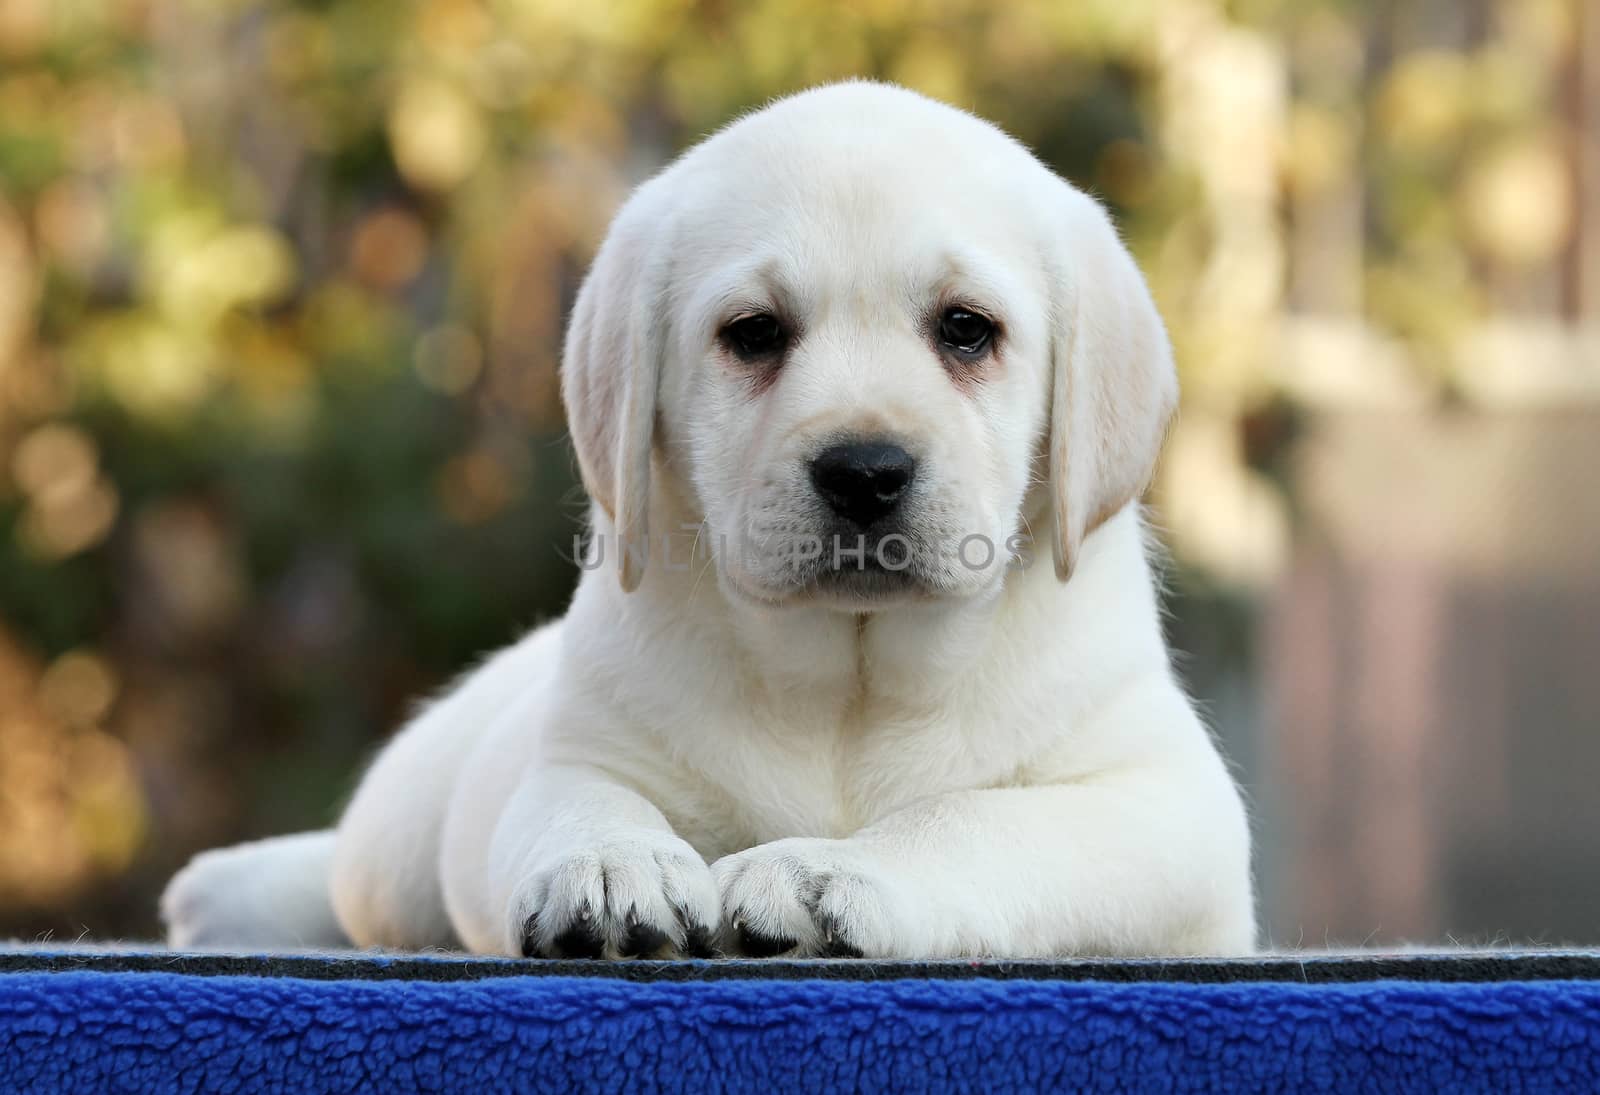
xmin=0 ymin=0 xmax=1587 ymax=938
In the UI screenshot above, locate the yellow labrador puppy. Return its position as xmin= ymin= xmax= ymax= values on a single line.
xmin=163 ymin=82 xmax=1254 ymax=959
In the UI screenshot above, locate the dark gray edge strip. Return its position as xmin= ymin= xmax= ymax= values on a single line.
xmin=2 ymin=951 xmax=1599 ymax=984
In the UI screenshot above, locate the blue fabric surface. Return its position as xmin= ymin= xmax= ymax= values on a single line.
xmin=3 ymin=968 xmax=1599 ymax=1093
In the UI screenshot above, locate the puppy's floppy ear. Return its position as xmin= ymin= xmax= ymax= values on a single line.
xmin=1046 ymin=186 xmax=1178 ymax=581
xmin=561 ymin=182 xmax=672 ymax=592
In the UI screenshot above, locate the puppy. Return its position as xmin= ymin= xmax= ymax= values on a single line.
xmin=162 ymin=82 xmax=1255 ymax=958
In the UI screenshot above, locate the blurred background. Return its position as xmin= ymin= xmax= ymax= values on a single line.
xmin=0 ymin=0 xmax=1596 ymax=948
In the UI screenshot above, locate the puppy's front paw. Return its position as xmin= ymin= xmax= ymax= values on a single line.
xmin=510 ymin=834 xmax=719 ymax=959
xmin=713 ymin=838 xmax=910 ymax=958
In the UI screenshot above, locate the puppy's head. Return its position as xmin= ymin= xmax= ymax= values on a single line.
xmin=563 ymin=82 xmax=1176 ymax=607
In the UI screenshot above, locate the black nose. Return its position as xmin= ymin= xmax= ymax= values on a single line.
xmin=809 ymin=441 xmax=916 ymax=528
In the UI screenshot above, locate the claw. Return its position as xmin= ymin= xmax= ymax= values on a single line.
xmin=683 ymin=920 xmax=719 ymax=959
xmin=733 ymin=914 xmax=798 ymax=958
xmin=618 ymin=907 xmax=672 ymax=958
xmin=550 ymin=903 xmax=606 ymax=958
xmin=816 ymin=913 xmax=862 ymax=958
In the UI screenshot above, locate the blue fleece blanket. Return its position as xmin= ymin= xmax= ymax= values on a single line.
xmin=3 ymin=956 xmax=1599 ymax=1093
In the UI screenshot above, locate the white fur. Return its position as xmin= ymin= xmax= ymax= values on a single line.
xmin=161 ymin=831 xmax=344 ymax=950
xmin=163 ymin=82 xmax=1254 ymax=958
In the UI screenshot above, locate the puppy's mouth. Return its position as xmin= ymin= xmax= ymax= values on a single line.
xmin=732 ymin=528 xmax=949 ymax=608
xmin=802 ymin=557 xmax=931 ymax=604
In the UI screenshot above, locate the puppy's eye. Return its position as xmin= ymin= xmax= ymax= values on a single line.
xmin=937 ymin=307 xmax=995 ymax=356
xmin=721 ymin=313 xmax=787 ymax=360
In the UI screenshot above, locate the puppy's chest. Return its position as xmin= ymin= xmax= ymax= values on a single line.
xmin=685 ymin=690 xmax=1005 ymax=848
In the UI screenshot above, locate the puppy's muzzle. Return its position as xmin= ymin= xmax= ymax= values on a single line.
xmin=808 ymin=440 xmax=916 ymax=529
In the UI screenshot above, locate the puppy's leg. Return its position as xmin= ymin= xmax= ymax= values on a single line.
xmin=162 ymin=830 xmax=347 ymax=949
xmin=330 ymin=627 xmax=563 ymax=950
xmin=473 ymin=765 xmax=720 ymax=958
xmin=715 ymin=684 xmax=1255 ymax=958
xmin=329 ymin=711 xmax=465 ymax=950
